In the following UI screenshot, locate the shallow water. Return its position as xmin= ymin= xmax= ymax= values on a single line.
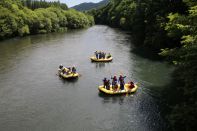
xmin=0 ymin=25 xmax=173 ymax=131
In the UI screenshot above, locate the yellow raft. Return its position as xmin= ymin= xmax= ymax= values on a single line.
xmin=58 ymin=68 xmax=79 ymax=79
xmin=60 ymin=72 xmax=79 ymax=79
xmin=90 ymin=56 xmax=113 ymax=62
xmin=98 ymin=83 xmax=138 ymax=95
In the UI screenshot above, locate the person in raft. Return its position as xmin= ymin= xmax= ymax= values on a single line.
xmin=100 ymin=52 xmax=104 ymax=59
xmin=103 ymin=78 xmax=111 ymax=90
xmin=111 ymin=76 xmax=118 ymax=90
xmin=72 ymin=66 xmax=76 ymax=74
xmin=107 ymin=53 xmax=111 ymax=58
xmin=98 ymin=51 xmax=102 ymax=59
xmin=106 ymin=79 xmax=111 ymax=90
xmin=128 ymin=81 xmax=135 ymax=89
xmin=103 ymin=78 xmax=107 ymax=89
xmin=95 ymin=51 xmax=99 ymax=59
xmin=101 ymin=52 xmax=106 ymax=59
xmin=59 ymin=64 xmax=67 ymax=73
xmin=59 ymin=64 xmax=64 ymax=71
xmin=118 ymin=75 xmax=126 ymax=90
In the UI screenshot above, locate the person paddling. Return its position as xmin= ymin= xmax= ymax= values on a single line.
xmin=59 ymin=64 xmax=63 ymax=70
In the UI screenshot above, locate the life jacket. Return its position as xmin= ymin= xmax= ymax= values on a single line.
xmin=119 ymin=76 xmax=124 ymax=82
xmin=112 ymin=77 xmax=117 ymax=84
xmin=129 ymin=82 xmax=134 ymax=89
xmin=112 ymin=76 xmax=117 ymax=81
xmin=72 ymin=67 xmax=76 ymax=72
xmin=103 ymin=79 xmax=107 ymax=84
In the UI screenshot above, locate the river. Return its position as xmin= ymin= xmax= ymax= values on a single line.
xmin=0 ymin=25 xmax=173 ymax=131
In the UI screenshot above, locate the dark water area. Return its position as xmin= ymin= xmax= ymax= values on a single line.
xmin=0 ymin=25 xmax=174 ymax=131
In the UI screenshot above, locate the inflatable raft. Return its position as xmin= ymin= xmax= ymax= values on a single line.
xmin=90 ymin=56 xmax=113 ymax=62
xmin=98 ymin=83 xmax=138 ymax=95
xmin=59 ymin=72 xmax=79 ymax=79
xmin=58 ymin=68 xmax=79 ymax=79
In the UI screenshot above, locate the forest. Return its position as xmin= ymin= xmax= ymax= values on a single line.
xmin=0 ymin=0 xmax=94 ymax=40
xmin=90 ymin=0 xmax=197 ymax=130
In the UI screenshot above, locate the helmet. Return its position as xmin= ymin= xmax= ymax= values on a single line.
xmin=59 ymin=64 xmax=63 ymax=69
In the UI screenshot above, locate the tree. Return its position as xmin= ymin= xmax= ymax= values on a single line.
xmin=0 ymin=0 xmax=94 ymax=39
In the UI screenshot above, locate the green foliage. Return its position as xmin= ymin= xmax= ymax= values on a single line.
xmin=92 ymin=0 xmax=188 ymax=48
xmin=160 ymin=4 xmax=197 ymax=130
xmin=64 ymin=9 xmax=94 ymax=29
xmin=152 ymin=2 xmax=197 ymax=131
xmin=18 ymin=24 xmax=30 ymax=36
xmin=0 ymin=5 xmax=18 ymax=38
xmin=21 ymin=0 xmax=68 ymax=10
xmin=91 ymin=0 xmax=136 ymax=29
xmin=161 ymin=44 xmax=197 ymax=131
xmin=181 ymin=35 xmax=195 ymax=44
xmin=165 ymin=13 xmax=190 ymax=44
xmin=0 ymin=0 xmax=94 ymax=40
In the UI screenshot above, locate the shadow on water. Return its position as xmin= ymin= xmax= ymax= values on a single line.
xmin=91 ymin=61 xmax=113 ymax=68
xmin=98 ymin=91 xmax=139 ymax=104
xmin=98 ymin=92 xmax=126 ymax=104
xmin=58 ymin=76 xmax=79 ymax=84
xmin=93 ymin=62 xmax=106 ymax=68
